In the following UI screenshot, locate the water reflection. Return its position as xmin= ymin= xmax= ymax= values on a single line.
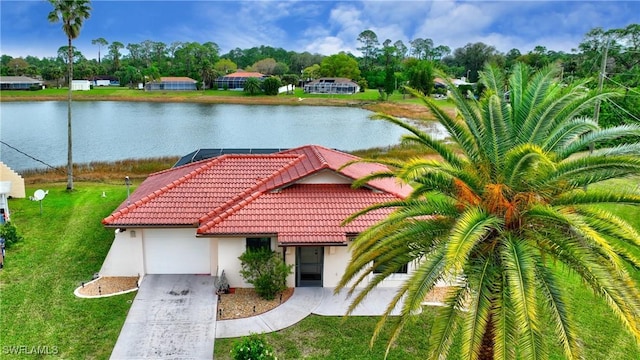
xmin=1 ymin=101 xmax=447 ymax=172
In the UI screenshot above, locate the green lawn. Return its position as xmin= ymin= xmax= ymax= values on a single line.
xmin=0 ymin=183 xmax=135 ymax=359
xmin=1 ymin=179 xmax=639 ymax=359
xmin=0 ymin=86 xmax=440 ymax=106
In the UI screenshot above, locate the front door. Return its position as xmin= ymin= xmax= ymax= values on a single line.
xmin=296 ymin=247 xmax=323 ymax=287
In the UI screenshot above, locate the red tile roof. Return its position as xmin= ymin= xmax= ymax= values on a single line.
xmin=103 ymin=145 xmax=411 ymax=243
xmin=197 ymin=184 xmax=399 ymax=244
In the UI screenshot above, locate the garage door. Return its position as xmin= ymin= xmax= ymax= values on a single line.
xmin=144 ymin=237 xmax=210 ymax=274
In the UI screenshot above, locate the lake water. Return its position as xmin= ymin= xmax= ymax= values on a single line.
xmin=0 ymin=101 xmax=448 ymax=172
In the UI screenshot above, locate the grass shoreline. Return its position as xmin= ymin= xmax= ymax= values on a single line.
xmin=0 ymin=88 xmax=441 ymax=121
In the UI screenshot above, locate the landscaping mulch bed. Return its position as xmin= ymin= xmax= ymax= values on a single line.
xmin=217 ymin=288 xmax=294 ymax=320
xmin=424 ymin=286 xmax=451 ymax=303
xmin=77 ymin=276 xmax=139 ymax=296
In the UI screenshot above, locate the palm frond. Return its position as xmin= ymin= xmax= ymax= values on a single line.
xmin=446 ymin=207 xmax=503 ymax=273
xmin=541 ymin=155 xmax=640 ymax=189
xmin=592 ymin=142 xmax=640 ymax=157
xmin=405 ymin=87 xmax=482 ymax=164
xmin=479 ymin=63 xmax=506 ymax=96
xmin=428 ymin=285 xmax=468 ymax=360
xmin=527 ymin=206 xmax=640 ymax=343
xmin=371 ymin=113 xmax=467 ymax=169
xmin=543 ymin=117 xmax=599 ymax=155
xmin=501 ymin=235 xmax=546 ymax=360
xmin=502 ymin=143 xmax=555 ymax=190
xmin=493 ymin=270 xmax=516 ymax=360
xmin=461 ymin=255 xmax=499 ymax=360
xmin=534 ymin=265 xmax=582 ymax=360
xmin=515 ymin=64 xmax=561 ymax=144
xmin=479 ymin=93 xmax=511 ymax=172
xmin=552 ymin=190 xmax=640 ymax=207
xmin=556 ymin=124 xmax=640 ymax=159
xmin=376 ymin=247 xmax=450 ymax=358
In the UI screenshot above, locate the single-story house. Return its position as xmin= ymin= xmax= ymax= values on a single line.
xmin=214 ymin=71 xmax=267 ymax=90
xmin=303 ymin=78 xmax=360 ymax=94
xmin=0 ymin=76 xmax=43 ymax=90
xmin=71 ymin=80 xmax=91 ymax=91
xmin=90 ymin=76 xmax=120 ymax=87
xmin=100 ymin=145 xmax=414 ymax=288
xmin=145 ymin=77 xmax=197 ymax=91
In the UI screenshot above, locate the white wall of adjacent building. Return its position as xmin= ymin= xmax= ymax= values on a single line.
xmin=99 ymin=229 xmax=145 ymax=277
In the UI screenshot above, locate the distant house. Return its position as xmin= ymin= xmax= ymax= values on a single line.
xmin=71 ymin=80 xmax=91 ymax=91
xmin=100 ymin=145 xmax=415 ymax=289
xmin=214 ymin=71 xmax=267 ymax=90
xmin=303 ymin=78 xmax=360 ymax=94
xmin=145 ymin=77 xmax=197 ymax=91
xmin=0 ymin=76 xmax=43 ymax=90
xmin=90 ymin=76 xmax=119 ymax=87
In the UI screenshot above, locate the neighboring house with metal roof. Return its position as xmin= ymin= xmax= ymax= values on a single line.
xmin=303 ymin=78 xmax=360 ymax=94
xmin=214 ymin=71 xmax=267 ymax=90
xmin=0 ymin=76 xmax=43 ymax=90
xmin=100 ymin=145 xmax=413 ymax=288
xmin=145 ymin=77 xmax=197 ymax=91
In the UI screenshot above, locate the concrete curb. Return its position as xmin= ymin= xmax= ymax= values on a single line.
xmin=73 ymin=277 xmax=139 ymax=299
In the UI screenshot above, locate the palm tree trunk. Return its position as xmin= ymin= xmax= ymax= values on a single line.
xmin=479 ymin=317 xmax=495 ymax=360
xmin=66 ymin=38 xmax=74 ymax=191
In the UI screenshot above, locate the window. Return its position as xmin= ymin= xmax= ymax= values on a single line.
xmin=373 ymin=261 xmax=408 ymax=274
xmin=246 ymin=237 xmax=271 ymax=251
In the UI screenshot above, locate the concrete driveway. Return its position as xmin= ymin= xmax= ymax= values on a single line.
xmin=110 ymin=275 xmax=217 ymax=360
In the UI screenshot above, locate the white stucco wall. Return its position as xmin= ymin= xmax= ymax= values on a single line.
xmin=284 ymin=247 xmax=296 ymax=287
xmin=99 ymin=229 xmax=144 ymax=277
xmin=217 ymin=238 xmax=246 ymax=286
xmin=0 ymin=162 xmax=26 ymax=198
xmin=217 ymin=237 xmax=284 ymax=287
xmin=296 ymin=169 xmax=351 ymax=184
xmin=323 ymin=245 xmax=351 ymax=287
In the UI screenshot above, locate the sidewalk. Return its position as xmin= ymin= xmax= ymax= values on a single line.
xmin=215 ymin=287 xmax=406 ymax=338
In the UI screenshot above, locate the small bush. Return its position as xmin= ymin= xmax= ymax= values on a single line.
xmin=262 ymin=77 xmax=282 ymax=96
xmin=0 ymin=222 xmax=23 ymax=249
xmin=231 ymin=333 xmax=277 ymax=360
xmin=243 ymin=77 xmax=262 ymax=95
xmin=238 ymin=248 xmax=292 ymax=300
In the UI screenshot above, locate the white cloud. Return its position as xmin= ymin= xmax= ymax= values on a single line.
xmin=305 ymin=36 xmax=352 ymax=55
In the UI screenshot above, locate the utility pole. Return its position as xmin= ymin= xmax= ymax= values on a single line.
xmin=593 ymin=38 xmax=609 ymax=126
xmin=584 ymin=38 xmax=610 ymax=192
xmin=590 ymin=37 xmax=610 ymax=154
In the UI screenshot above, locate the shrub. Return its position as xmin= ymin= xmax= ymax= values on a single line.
xmin=238 ymin=248 xmax=292 ymax=300
xmin=243 ymin=77 xmax=262 ymax=95
xmin=262 ymin=77 xmax=282 ymax=95
xmin=231 ymin=333 xmax=276 ymax=360
xmin=0 ymin=222 xmax=23 ymax=249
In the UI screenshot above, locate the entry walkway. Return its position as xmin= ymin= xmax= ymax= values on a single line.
xmin=216 ymin=287 xmax=405 ymax=338
xmin=110 ymin=275 xmax=217 ymax=360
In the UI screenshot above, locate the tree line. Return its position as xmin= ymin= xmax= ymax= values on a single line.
xmin=2 ymin=24 xmax=638 ymax=93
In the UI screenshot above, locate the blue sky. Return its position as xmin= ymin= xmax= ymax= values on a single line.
xmin=1 ymin=0 xmax=638 ymax=60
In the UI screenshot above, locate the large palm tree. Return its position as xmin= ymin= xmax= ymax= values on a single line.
xmin=337 ymin=63 xmax=640 ymax=360
xmin=48 ymin=0 xmax=92 ymax=191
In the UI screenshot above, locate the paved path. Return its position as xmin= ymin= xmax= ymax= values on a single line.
xmin=110 ymin=275 xmax=217 ymax=360
xmin=215 ymin=287 xmax=406 ymax=338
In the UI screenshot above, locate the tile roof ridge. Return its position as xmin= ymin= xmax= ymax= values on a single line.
xmin=103 ymin=155 xmax=231 ymax=225
xmin=196 ymin=154 xmax=308 ymax=233
xmin=309 ymin=144 xmax=329 ymax=166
